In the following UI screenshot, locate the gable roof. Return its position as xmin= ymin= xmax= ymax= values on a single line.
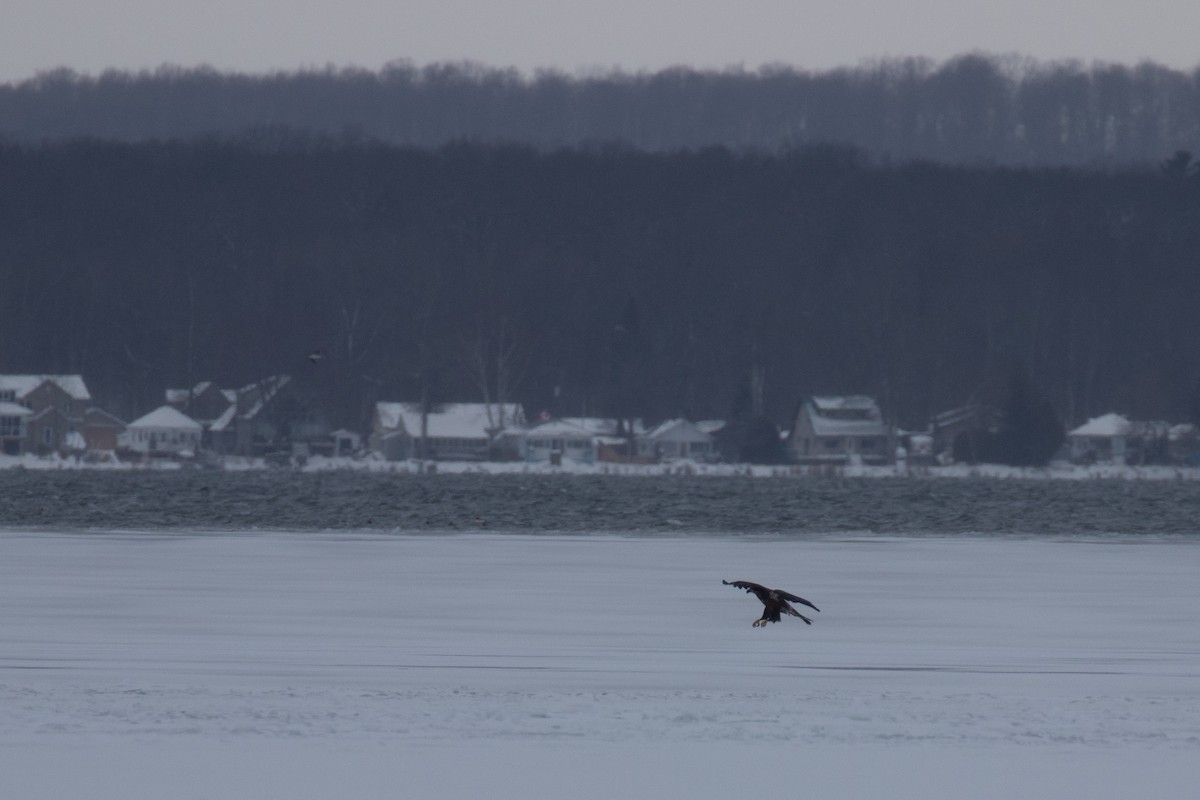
xmin=1069 ymin=413 xmax=1131 ymax=438
xmin=167 ymin=382 xmax=239 ymax=407
xmin=208 ymin=403 xmax=238 ymax=432
xmin=802 ymin=396 xmax=889 ymax=437
xmin=644 ymin=418 xmax=713 ymax=442
xmin=811 ymin=395 xmax=879 ymax=413
xmin=931 ymin=404 xmax=1002 ymax=431
xmin=0 ymin=401 xmax=33 ymax=417
xmin=524 ymin=419 xmax=594 ymax=439
xmin=127 ymin=405 xmax=203 ymax=431
xmin=236 ymin=374 xmax=292 ymax=419
xmin=0 ymin=374 xmax=90 ymax=401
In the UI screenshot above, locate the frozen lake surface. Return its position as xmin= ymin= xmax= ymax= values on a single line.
xmin=2 ymin=529 xmax=1199 ymax=798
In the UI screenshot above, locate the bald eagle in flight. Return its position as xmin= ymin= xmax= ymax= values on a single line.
xmin=723 ymin=580 xmax=819 ymax=627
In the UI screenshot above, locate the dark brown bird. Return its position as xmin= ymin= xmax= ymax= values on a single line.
xmin=723 ymin=580 xmax=820 ymax=627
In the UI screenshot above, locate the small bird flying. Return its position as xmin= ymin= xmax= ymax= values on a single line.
xmin=723 ymin=580 xmax=819 ymax=627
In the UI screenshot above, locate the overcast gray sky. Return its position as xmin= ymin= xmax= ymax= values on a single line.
xmin=4 ymin=0 xmax=1198 ymax=82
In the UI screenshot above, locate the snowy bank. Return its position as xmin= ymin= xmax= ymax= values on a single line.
xmin=4 ymin=450 xmax=1200 ymax=481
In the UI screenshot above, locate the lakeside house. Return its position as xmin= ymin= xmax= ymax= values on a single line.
xmin=1067 ymin=413 xmax=1172 ymax=465
xmin=0 ymin=374 xmax=121 ymax=456
xmin=166 ymin=375 xmax=330 ymax=456
xmin=637 ymin=418 xmax=716 ymax=462
xmin=556 ymin=417 xmax=647 ymax=463
xmin=514 ymin=419 xmax=597 ymax=465
xmin=370 ymin=401 xmax=526 ymax=461
xmin=120 ymin=405 xmax=203 ymax=456
xmin=929 ymin=404 xmax=1001 ymax=462
xmin=82 ymin=407 xmax=127 ymax=452
xmin=790 ymin=395 xmax=893 ymax=465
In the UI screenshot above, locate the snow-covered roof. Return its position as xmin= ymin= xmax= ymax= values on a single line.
xmin=932 ymin=404 xmax=1000 ymax=430
xmin=803 ymin=397 xmax=889 ymax=438
xmin=0 ymin=401 xmax=33 ymax=417
xmin=0 ymin=374 xmax=91 ymax=401
xmin=1169 ymin=423 xmax=1197 ymax=441
xmin=524 ymin=420 xmax=594 ymax=439
xmin=127 ymin=405 xmax=202 ymax=431
xmin=237 ymin=375 xmax=291 ymax=419
xmin=695 ymin=419 xmax=726 ymax=434
xmin=594 ymin=435 xmax=629 ymax=446
xmin=644 ymin=418 xmax=713 ymax=442
xmin=167 ymin=381 xmax=239 ymax=405
xmin=208 ymin=403 xmax=238 ymax=432
xmin=811 ymin=395 xmax=878 ymax=412
xmin=558 ymin=417 xmax=646 ymax=436
xmin=1069 ymin=413 xmax=1132 ymax=438
xmin=375 ymin=402 xmax=525 ymax=439
xmin=807 ymin=416 xmax=890 ymax=437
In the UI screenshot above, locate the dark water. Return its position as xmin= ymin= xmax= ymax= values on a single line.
xmin=2 ymin=469 xmax=1198 ymax=535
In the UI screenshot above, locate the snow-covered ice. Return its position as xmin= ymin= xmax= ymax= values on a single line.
xmin=1 ymin=530 xmax=1198 ymax=798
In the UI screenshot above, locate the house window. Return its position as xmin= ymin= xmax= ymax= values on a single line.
xmin=0 ymin=416 xmax=20 ymax=437
xmin=860 ymin=438 xmax=876 ymax=450
xmin=823 ymin=438 xmax=842 ymax=449
xmin=43 ymin=427 xmax=54 ymax=445
xmin=0 ymin=390 xmax=14 ymax=402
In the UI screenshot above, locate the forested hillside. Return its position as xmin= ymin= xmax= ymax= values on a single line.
xmin=2 ymin=138 xmax=1198 ymax=429
xmin=3 ymin=55 xmax=1199 ymax=165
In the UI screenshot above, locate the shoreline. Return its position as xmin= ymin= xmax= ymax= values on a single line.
xmin=3 ymin=452 xmax=1200 ymax=481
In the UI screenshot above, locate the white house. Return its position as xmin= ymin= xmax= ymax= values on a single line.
xmin=791 ymin=396 xmax=893 ymax=465
xmin=637 ymin=418 xmax=716 ymax=462
xmin=1067 ymin=413 xmax=1170 ymax=465
xmin=370 ymin=402 xmax=525 ymax=461
xmin=552 ymin=417 xmax=647 ymax=463
xmin=121 ymin=405 xmax=202 ymax=455
xmin=516 ymin=419 xmax=597 ymax=464
xmin=1068 ymin=413 xmax=1131 ymax=463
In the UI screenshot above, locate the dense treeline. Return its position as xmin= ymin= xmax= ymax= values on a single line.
xmin=2 ymin=55 xmax=1200 ymax=165
xmin=3 ymin=138 xmax=1200 ymax=432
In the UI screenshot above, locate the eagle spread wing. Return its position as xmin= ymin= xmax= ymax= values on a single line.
xmin=723 ymin=579 xmax=770 ymax=600
xmin=776 ymin=589 xmax=820 ymax=613
xmin=723 ymin=579 xmax=820 ymax=612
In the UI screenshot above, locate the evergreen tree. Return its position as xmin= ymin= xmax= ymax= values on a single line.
xmin=738 ymin=417 xmax=788 ymax=465
xmin=996 ymin=368 xmax=1065 ymax=467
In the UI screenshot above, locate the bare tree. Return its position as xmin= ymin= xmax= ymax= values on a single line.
xmin=463 ymin=319 xmax=528 ymax=433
